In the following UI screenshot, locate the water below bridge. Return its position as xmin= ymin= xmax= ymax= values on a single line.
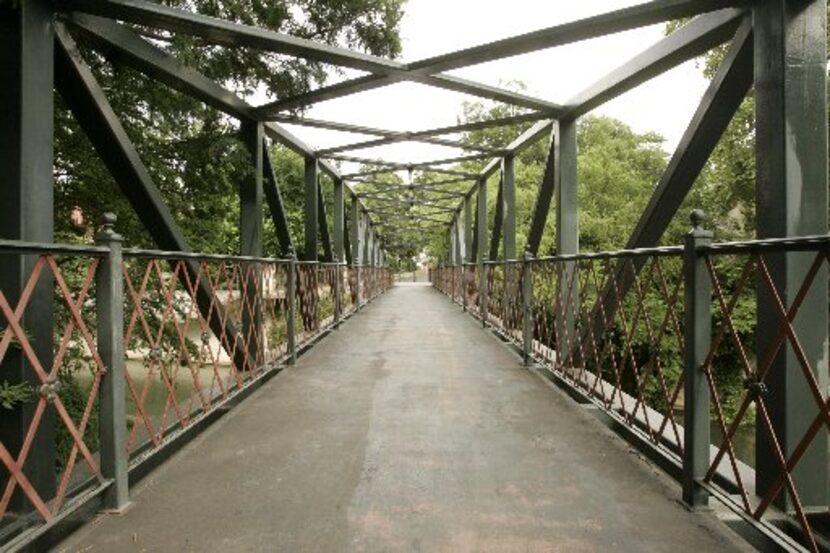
xmin=58 ymin=284 xmax=749 ymax=552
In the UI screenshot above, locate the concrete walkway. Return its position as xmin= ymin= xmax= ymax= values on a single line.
xmin=59 ymin=285 xmax=748 ymax=553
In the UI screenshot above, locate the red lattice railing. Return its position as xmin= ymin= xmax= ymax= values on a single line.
xmin=121 ymin=255 xmax=292 ymax=458
xmin=433 ymin=235 xmax=830 ymax=551
xmin=0 ymin=246 xmax=108 ymax=541
xmin=0 ymin=238 xmax=393 ymax=549
xmin=699 ymin=243 xmax=830 ymax=552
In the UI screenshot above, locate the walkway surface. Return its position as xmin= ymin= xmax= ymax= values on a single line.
xmin=59 ymin=284 xmax=748 ymax=553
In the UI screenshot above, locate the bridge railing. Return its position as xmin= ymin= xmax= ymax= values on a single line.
xmin=432 ymin=224 xmax=830 ymax=552
xmin=0 ymin=216 xmax=393 ymax=550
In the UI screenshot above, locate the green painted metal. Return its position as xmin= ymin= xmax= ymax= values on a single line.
xmin=95 ymin=214 xmax=130 ymax=512
xmin=682 ymin=211 xmax=713 ymax=509
xmin=0 ymin=0 xmax=57 ymax=509
xmin=753 ymin=0 xmax=828 ymax=510
xmin=304 ymin=157 xmax=319 ymax=261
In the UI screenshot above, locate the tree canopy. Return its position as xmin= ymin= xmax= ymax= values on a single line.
xmin=55 ymin=0 xmax=405 ymax=255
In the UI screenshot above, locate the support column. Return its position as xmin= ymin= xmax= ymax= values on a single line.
xmin=0 ymin=0 xmax=56 ymax=508
xmin=555 ymin=119 xmax=579 ymax=365
xmin=304 ymin=156 xmax=318 ymax=261
xmin=502 ymin=155 xmax=516 ymax=261
xmin=350 ymin=195 xmax=360 ymax=265
xmin=753 ymin=0 xmax=828 ymax=510
xmin=477 ymin=179 xmax=488 ymax=325
xmin=362 ymin=214 xmax=372 ymax=265
xmin=333 ymin=178 xmax=345 ymax=263
xmin=240 ymin=120 xmax=263 ymax=369
xmin=464 ymin=196 xmax=474 ymax=262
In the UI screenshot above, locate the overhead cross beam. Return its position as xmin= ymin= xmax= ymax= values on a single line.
xmin=60 ymin=0 xmax=563 ymax=114
xmin=252 ymin=0 xmax=753 ymax=114
xmin=302 ymin=112 xmax=547 ymax=156
xmin=61 ymin=15 xmax=397 ymax=243
xmin=457 ymin=7 xmax=750 ymax=211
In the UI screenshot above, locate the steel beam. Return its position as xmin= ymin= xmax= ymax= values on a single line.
xmin=54 ymin=25 xmax=249 ymax=371
xmin=253 ymin=0 xmax=749 ymax=115
xmin=333 ymin=178 xmax=345 ymax=262
xmin=525 ymin=128 xmax=557 ymax=256
xmin=66 ymin=14 xmax=253 ymax=119
xmin=471 ymin=193 xmax=479 ymax=261
xmin=262 ymin=140 xmax=295 ymax=257
xmin=350 ymin=196 xmax=360 ymax=265
xmin=0 ymin=0 xmax=57 ymax=510
xmin=554 ymin=119 xmax=578 ymax=363
xmin=589 ymin=22 xmax=753 ymax=375
xmin=626 ymin=21 xmax=753 ymax=252
xmin=502 ymin=156 xmax=516 ymax=261
xmin=317 ymin=183 xmax=333 ymax=262
xmin=304 ymin=157 xmax=319 ymax=261
xmin=286 ymin=112 xmax=550 ymax=155
xmin=240 ymin=120 xmax=263 ymax=367
xmin=408 ymin=0 xmax=754 ymax=75
xmin=60 ymin=0 xmax=560 ymax=113
xmin=489 ymin=174 xmax=504 ymax=261
xmin=564 ymin=8 xmax=746 ymax=119
xmin=464 ymin=197 xmax=474 ymax=262
xmin=240 ymin=121 xmax=264 ymax=259
xmin=61 ymin=0 xmax=402 ymax=72
xmin=753 ymin=0 xmax=828 ymax=510
xmin=477 ymin=179 xmax=488 ymax=323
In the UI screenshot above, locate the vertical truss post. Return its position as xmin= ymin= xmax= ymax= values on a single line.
xmin=333 ymin=178 xmax=345 ymax=262
xmin=522 ymin=248 xmax=534 ymax=367
xmin=333 ymin=254 xmax=341 ymax=328
xmin=464 ymin=196 xmax=474 ymax=262
xmin=555 ymin=120 xmax=578 ymax=365
xmin=350 ymin=195 xmax=360 ymax=265
xmin=287 ymin=251 xmax=297 ymax=365
xmin=502 ymin=155 xmax=516 ymax=261
xmin=754 ymin=0 xmax=829 ymax=510
xmin=452 ymin=217 xmax=464 ymax=265
xmin=462 ymin=204 xmax=470 ymax=312
xmin=682 ymin=210 xmax=712 ymax=509
xmin=304 ymin=156 xmax=319 ymax=261
xmin=95 ymin=213 xmax=129 ymax=512
xmin=503 ymin=155 xmax=517 ymax=329
xmin=0 ymin=0 xmax=57 ymax=506
xmin=477 ymin=179 xmax=488 ymax=326
xmin=241 ymin=120 xmax=264 ymax=369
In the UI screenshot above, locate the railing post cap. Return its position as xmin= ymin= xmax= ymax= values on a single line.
xmin=690 ymin=209 xmax=706 ymax=230
xmin=95 ymin=212 xmax=123 ymax=244
xmin=688 ymin=209 xmax=714 ymax=241
xmin=523 ymin=247 xmax=534 ymax=262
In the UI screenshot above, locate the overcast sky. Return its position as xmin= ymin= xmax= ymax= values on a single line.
xmin=278 ymin=0 xmax=711 ymax=175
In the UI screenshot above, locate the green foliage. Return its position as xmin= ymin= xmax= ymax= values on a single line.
xmin=56 ymin=0 xmax=405 ymax=256
xmin=0 ymin=381 xmax=33 ymax=410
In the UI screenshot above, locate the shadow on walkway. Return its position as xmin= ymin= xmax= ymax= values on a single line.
xmin=59 ymin=285 xmax=749 ymax=552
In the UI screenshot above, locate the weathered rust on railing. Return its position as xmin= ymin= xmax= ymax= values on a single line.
xmin=0 ymin=230 xmax=393 ymax=550
xmin=432 ymin=232 xmax=830 ymax=552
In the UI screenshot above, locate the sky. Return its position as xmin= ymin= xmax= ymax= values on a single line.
xmin=277 ymin=0 xmax=712 ymax=176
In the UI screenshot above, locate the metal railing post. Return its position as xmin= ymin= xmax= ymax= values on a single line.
xmin=462 ymin=264 xmax=468 ymax=312
xmin=356 ymin=265 xmax=363 ymax=311
xmin=95 ymin=213 xmax=130 ymax=512
xmin=479 ymin=263 xmax=488 ymax=327
xmin=682 ymin=209 xmax=712 ymax=509
xmin=333 ymin=255 xmax=341 ymax=328
xmin=287 ymin=250 xmax=297 ymax=365
xmin=522 ymin=249 xmax=534 ymax=367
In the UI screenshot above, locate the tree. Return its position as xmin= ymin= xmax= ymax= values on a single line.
xmin=55 ymin=0 xmax=405 ymax=254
